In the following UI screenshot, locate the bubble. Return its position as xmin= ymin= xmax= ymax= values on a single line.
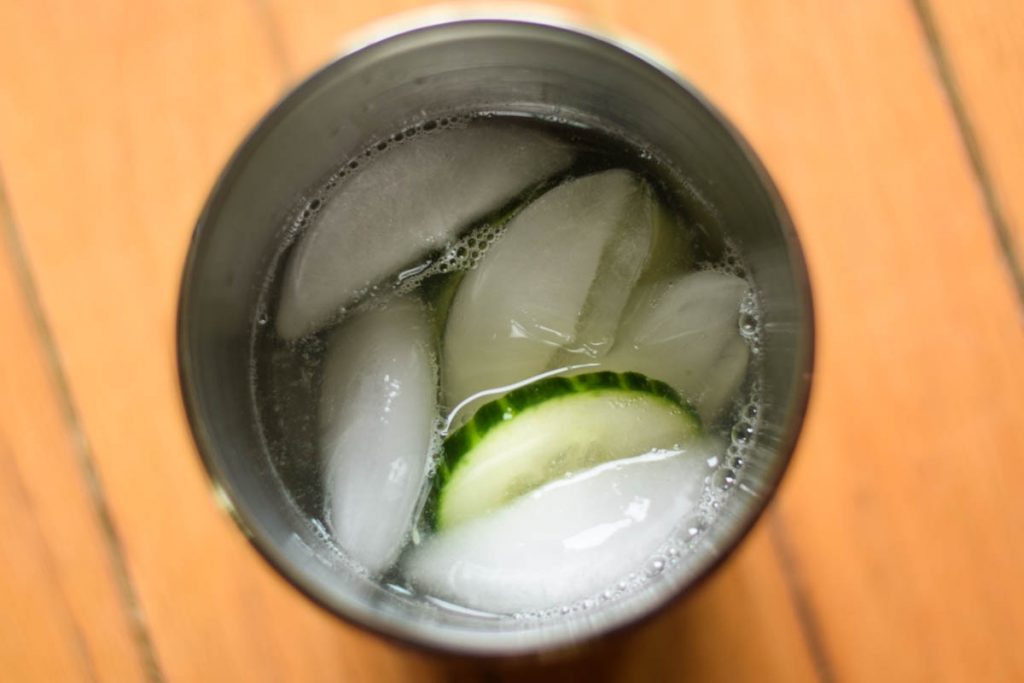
xmin=713 ymin=468 xmax=736 ymax=491
xmin=256 ymin=313 xmax=269 ymax=326
xmin=376 ymin=141 xmax=388 ymax=151
xmin=423 ymin=119 xmax=438 ymax=131
xmin=730 ymin=456 xmax=744 ymax=469
xmin=743 ymin=402 xmax=759 ymax=421
xmin=731 ymin=421 xmax=754 ymax=445
xmin=740 ymin=312 xmax=757 ymax=336
xmin=646 ymin=557 xmax=666 ymax=577
xmin=684 ymin=517 xmax=707 ymax=539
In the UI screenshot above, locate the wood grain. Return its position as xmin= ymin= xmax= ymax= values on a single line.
xmin=0 ymin=0 xmax=1021 ymax=680
xmin=0 ymin=193 xmax=149 ymax=680
xmin=0 ymin=2 xmax=438 ymax=681
xmin=596 ymin=0 xmax=1024 ymax=680
xmin=920 ymin=0 xmax=1024 ymax=294
xmin=262 ymin=0 xmax=593 ymax=79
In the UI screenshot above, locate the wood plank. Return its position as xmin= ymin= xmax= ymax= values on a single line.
xmin=919 ymin=0 xmax=1024 ymax=291
xmin=603 ymin=522 xmax=819 ymax=682
xmin=0 ymin=194 xmax=149 ymax=680
xmin=595 ymin=0 xmax=1024 ymax=680
xmin=0 ymin=2 xmax=444 ymax=681
xmin=0 ymin=443 xmax=93 ymax=683
xmin=261 ymin=0 xmax=593 ymax=80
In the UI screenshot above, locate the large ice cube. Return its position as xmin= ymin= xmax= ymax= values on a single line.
xmin=320 ymin=297 xmax=436 ymax=575
xmin=604 ymin=270 xmax=750 ymax=422
xmin=276 ymin=122 xmax=574 ymax=339
xmin=549 ymin=188 xmax=692 ymax=370
xmin=443 ymin=169 xmax=655 ymax=409
xmin=403 ymin=448 xmax=709 ymax=614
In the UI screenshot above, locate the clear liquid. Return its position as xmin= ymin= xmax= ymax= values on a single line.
xmin=250 ymin=112 xmax=764 ymax=617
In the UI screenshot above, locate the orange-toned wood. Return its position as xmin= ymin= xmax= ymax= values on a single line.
xmin=596 ymin=0 xmax=1024 ymax=680
xmin=0 ymin=0 xmax=1021 ymax=681
xmin=0 ymin=2 xmax=439 ymax=681
xmin=0 ymin=201 xmax=149 ymax=680
xmin=604 ymin=522 xmax=819 ymax=682
xmin=262 ymin=0 xmax=593 ymax=79
xmin=922 ymin=0 xmax=1024 ymax=286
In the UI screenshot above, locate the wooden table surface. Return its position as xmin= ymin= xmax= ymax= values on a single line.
xmin=1 ymin=1 xmax=1021 ymax=681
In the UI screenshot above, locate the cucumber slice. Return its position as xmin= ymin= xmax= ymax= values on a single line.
xmin=429 ymin=371 xmax=701 ymax=530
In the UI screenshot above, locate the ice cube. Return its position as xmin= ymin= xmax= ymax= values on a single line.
xmin=603 ymin=270 xmax=750 ymax=423
xmin=320 ymin=297 xmax=437 ymax=575
xmin=549 ymin=185 xmax=691 ymax=369
xmin=699 ymin=336 xmax=750 ymax=421
xmin=275 ymin=122 xmax=574 ymax=339
xmin=403 ymin=448 xmax=709 ymax=614
xmin=443 ymin=169 xmax=655 ymax=408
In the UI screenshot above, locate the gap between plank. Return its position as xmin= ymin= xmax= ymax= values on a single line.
xmin=768 ymin=510 xmax=836 ymax=683
xmin=0 ymin=170 xmax=167 ymax=683
xmin=911 ymin=0 xmax=1024 ymax=310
